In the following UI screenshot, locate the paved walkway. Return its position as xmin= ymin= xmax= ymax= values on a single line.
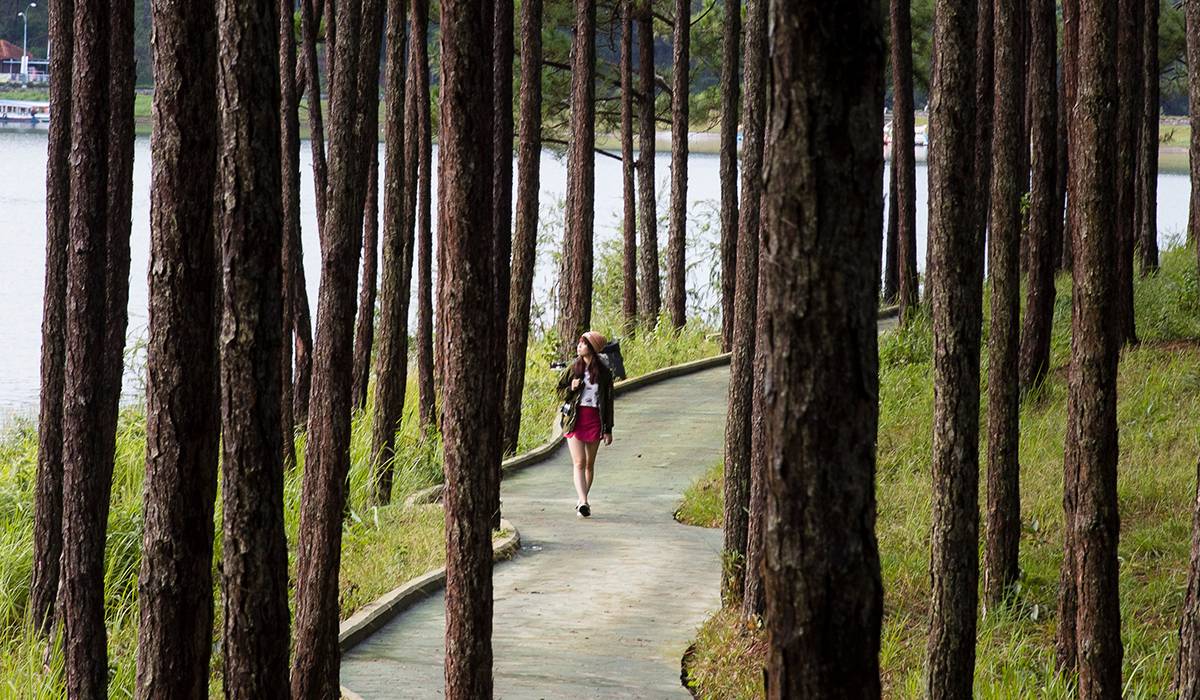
xmin=341 ymin=365 xmax=730 ymax=699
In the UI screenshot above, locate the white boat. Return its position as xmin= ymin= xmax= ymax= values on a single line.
xmin=0 ymin=99 xmax=50 ymax=124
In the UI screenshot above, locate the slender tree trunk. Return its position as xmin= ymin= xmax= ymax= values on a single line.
xmin=1175 ymin=458 xmax=1200 ymax=697
xmin=636 ymin=0 xmax=660 ymax=326
xmin=740 ymin=270 xmax=768 ymax=621
xmin=291 ymin=0 xmax=383 ymax=693
xmin=502 ymin=0 xmax=543 ymax=455
xmin=369 ymin=0 xmax=411 ymax=506
xmin=1189 ymin=0 xmax=1200 ymax=272
xmin=983 ymin=0 xmax=1023 ymax=610
xmin=1061 ymin=0 xmax=1078 ymax=274
xmin=280 ymin=0 xmax=301 ymax=470
xmin=557 ymin=0 xmax=596 ymax=354
xmin=215 ymin=0 xmax=290 ymax=694
xmin=924 ymin=0 xmax=981 ymax=695
xmin=1114 ymin=0 xmax=1141 ymax=347
xmin=761 ymin=2 xmax=884 ymax=694
xmin=352 ymin=148 xmax=381 ymax=412
xmin=1066 ymin=1 xmax=1123 ymax=694
xmin=717 ymin=0 xmax=738 ymax=349
xmin=621 ymin=0 xmax=639 ymax=333
xmin=973 ymin=0 xmax=994 ymax=252
xmin=722 ymin=0 xmax=766 ymax=609
xmin=29 ymin=0 xmax=73 ymax=636
xmin=884 ymin=158 xmax=899 ymax=304
xmin=414 ymin=0 xmax=435 ymax=431
xmin=892 ymin=0 xmax=919 ymax=322
xmin=439 ymin=0 xmax=499 ymax=694
xmin=1018 ymin=0 xmax=1058 ymax=392
xmin=134 ymin=0 xmax=220 ymax=695
xmin=1137 ymin=0 xmax=1159 ymax=275
xmin=665 ymin=0 xmax=689 ymax=329
xmin=491 ymin=0 xmax=514 ymax=530
xmin=292 ymin=231 xmax=315 ymax=430
xmin=301 ymin=0 xmax=329 ymax=233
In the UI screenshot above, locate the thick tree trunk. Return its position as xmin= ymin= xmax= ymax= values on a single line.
xmin=621 ymin=0 xmax=639 ymax=333
xmin=369 ymin=0 xmax=411 ymax=506
xmin=1018 ymin=0 xmax=1058 ymax=392
xmin=412 ymin=0 xmax=435 ymax=431
xmin=636 ymin=1 xmax=660 ymax=326
xmin=665 ymin=0 xmax=689 ymax=329
xmin=291 ymin=0 xmax=383 ymax=693
xmin=717 ymin=0 xmax=738 ymax=349
xmin=280 ymin=0 xmax=301 ymax=470
xmin=29 ymin=0 xmax=73 ymax=636
xmin=502 ymin=0 xmax=543 ymax=455
xmin=215 ymin=0 xmax=290 ymax=694
xmin=891 ymin=0 xmax=919 ymax=322
xmin=883 ymin=159 xmax=899 ymax=304
xmin=983 ymin=0 xmax=1024 ymax=610
xmin=439 ymin=0 xmax=500 ymax=695
xmin=134 ymin=0 xmax=220 ymax=695
xmin=1114 ymin=0 xmax=1141 ymax=347
xmin=924 ymin=0 xmax=982 ymax=695
xmin=1137 ymin=0 xmax=1159 ymax=276
xmin=721 ymin=0 xmax=767 ymax=609
xmin=1066 ymin=1 xmax=1123 ymax=694
xmin=352 ymin=148 xmax=381 ymax=413
xmin=557 ymin=0 xmax=596 ymax=354
xmin=1176 ymin=458 xmax=1200 ymax=697
xmin=761 ymin=2 xmax=884 ymax=694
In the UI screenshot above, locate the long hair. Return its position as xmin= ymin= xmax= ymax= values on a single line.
xmin=571 ymin=336 xmax=603 ymax=383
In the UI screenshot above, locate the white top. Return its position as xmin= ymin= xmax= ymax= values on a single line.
xmin=579 ymin=369 xmax=600 ymax=408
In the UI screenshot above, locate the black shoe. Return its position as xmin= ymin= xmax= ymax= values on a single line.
xmin=579 ymin=504 xmax=591 ymax=518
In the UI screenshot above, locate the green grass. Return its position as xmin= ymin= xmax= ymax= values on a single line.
xmin=682 ymin=244 xmax=1200 ymax=698
xmin=675 ymin=461 xmax=724 ymax=528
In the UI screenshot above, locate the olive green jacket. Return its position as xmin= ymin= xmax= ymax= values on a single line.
xmin=556 ymin=361 xmax=615 ymax=436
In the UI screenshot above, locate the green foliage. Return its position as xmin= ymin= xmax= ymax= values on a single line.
xmin=675 ymin=461 xmax=722 ymax=528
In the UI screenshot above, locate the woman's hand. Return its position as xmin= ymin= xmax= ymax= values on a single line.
xmin=602 ymin=433 xmax=612 ymax=446
xmin=571 ymin=378 xmax=581 ymax=391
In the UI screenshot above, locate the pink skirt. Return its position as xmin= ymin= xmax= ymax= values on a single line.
xmin=565 ymin=405 xmax=602 ymax=443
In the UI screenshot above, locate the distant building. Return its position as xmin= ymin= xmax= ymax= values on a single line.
xmin=0 ymin=39 xmax=48 ymax=84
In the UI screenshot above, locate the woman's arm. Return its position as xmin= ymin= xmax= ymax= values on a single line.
xmin=556 ymin=367 xmax=575 ymax=401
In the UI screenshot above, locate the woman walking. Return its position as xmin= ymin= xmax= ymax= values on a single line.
xmin=557 ymin=330 xmax=615 ymax=517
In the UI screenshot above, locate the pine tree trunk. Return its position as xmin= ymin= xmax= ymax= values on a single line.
xmin=761 ymin=2 xmax=884 ymax=694
xmin=280 ymin=0 xmax=301 ymax=470
xmin=1067 ymin=1 xmax=1123 ymax=694
xmin=973 ymin=0 xmax=994 ymax=254
xmin=292 ymin=234 xmax=315 ymax=431
xmin=636 ymin=0 xmax=660 ymax=326
xmin=215 ymin=0 xmax=290 ymax=694
xmin=721 ymin=0 xmax=766 ymax=609
xmin=369 ymin=0 xmax=412 ymax=506
xmin=924 ymin=0 xmax=982 ymax=695
xmin=557 ymin=0 xmax=596 ymax=354
xmin=1061 ymin=0 xmax=1078 ymax=274
xmin=1175 ymin=458 xmax=1200 ymax=698
xmin=892 ymin=0 xmax=919 ymax=322
xmin=291 ymin=0 xmax=383 ymax=693
xmin=740 ymin=276 xmax=768 ymax=621
xmin=491 ymin=0 xmax=514 ymax=529
xmin=29 ymin=0 xmax=72 ymax=636
xmin=352 ymin=148 xmax=380 ymax=412
xmin=502 ymin=0 xmax=543 ymax=455
xmin=413 ymin=0 xmax=435 ymax=431
xmin=665 ymin=0 xmax=689 ymax=329
xmin=717 ymin=0 xmax=738 ymax=350
xmin=1190 ymin=0 xmax=1200 ymax=270
xmin=300 ymin=0 xmax=329 ymax=233
xmin=883 ymin=158 xmax=899 ymax=304
xmin=621 ymin=0 xmax=639 ymax=333
xmin=135 ymin=0 xmax=220 ymax=695
xmin=439 ymin=0 xmax=500 ymax=694
xmin=1137 ymin=0 xmax=1159 ymax=276
xmin=1018 ymin=0 xmax=1058 ymax=392
xmin=983 ymin=0 xmax=1024 ymax=610
xmin=1114 ymin=0 xmax=1141 ymax=347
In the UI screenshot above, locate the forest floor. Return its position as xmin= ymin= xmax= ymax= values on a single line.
xmin=680 ymin=244 xmax=1200 ymax=698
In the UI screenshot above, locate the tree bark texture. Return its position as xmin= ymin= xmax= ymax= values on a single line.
xmin=1061 ymin=0 xmax=1079 ymax=273
xmin=1018 ymin=0 xmax=1058 ymax=392
xmin=761 ymin=2 xmax=884 ymax=695
xmin=924 ymin=0 xmax=982 ymax=696
xmin=502 ymin=0 xmax=544 ymax=455
xmin=884 ymin=158 xmax=899 ymax=305
xmin=621 ymin=0 xmax=639 ymax=332
xmin=558 ymin=0 xmax=596 ymax=354
xmin=291 ymin=0 xmax=382 ymax=693
xmin=412 ymin=0 xmax=435 ymax=431
xmin=352 ymin=148 xmax=381 ymax=413
xmin=491 ymin=0 xmax=514 ymax=529
xmin=665 ymin=0 xmax=689 ymax=329
xmin=30 ymin=0 xmax=73 ymax=636
xmin=1136 ymin=0 xmax=1159 ymax=275
xmin=891 ymin=0 xmax=919 ymax=322
xmin=439 ymin=0 xmax=500 ymax=695
xmin=280 ymin=0 xmax=301 ymax=470
xmin=215 ymin=0 xmax=290 ymax=694
xmin=983 ymin=0 xmax=1023 ymax=610
xmin=1066 ymin=0 xmax=1123 ymax=694
xmin=1189 ymin=0 xmax=1200 ymax=271
xmin=135 ymin=0 xmax=220 ymax=695
xmin=972 ymin=0 xmax=993 ymax=254
xmin=722 ymin=0 xmax=767 ymax=609
xmin=369 ymin=0 xmax=412 ymax=505
xmin=718 ymin=0 xmax=738 ymax=350
xmin=741 ymin=279 xmax=768 ymax=622
xmin=636 ymin=0 xmax=660 ymax=326
xmin=1114 ymin=0 xmax=1141 ymax=347
xmin=1176 ymin=458 xmax=1200 ymax=698
xmin=300 ymin=0 xmax=329 ymax=235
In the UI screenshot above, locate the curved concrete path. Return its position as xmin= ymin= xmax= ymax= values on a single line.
xmin=341 ymin=365 xmax=730 ymax=699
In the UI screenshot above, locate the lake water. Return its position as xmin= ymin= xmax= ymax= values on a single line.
xmin=0 ymin=130 xmax=1192 ymax=425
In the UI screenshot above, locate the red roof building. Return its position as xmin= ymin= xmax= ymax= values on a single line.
xmin=0 ymin=40 xmax=24 ymax=60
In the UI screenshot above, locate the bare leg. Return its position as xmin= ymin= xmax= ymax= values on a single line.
xmin=568 ymin=436 xmax=588 ymax=506
xmin=583 ymin=440 xmax=600 ymax=501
